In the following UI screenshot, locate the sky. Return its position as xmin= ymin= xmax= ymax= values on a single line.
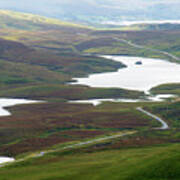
xmin=0 ymin=0 xmax=180 ymax=6
xmin=0 ymin=0 xmax=179 ymax=21
xmin=1 ymin=0 xmax=180 ymax=9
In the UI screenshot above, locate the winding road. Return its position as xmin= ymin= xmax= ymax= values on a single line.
xmin=114 ymin=38 xmax=180 ymax=61
xmin=1 ymin=131 xmax=136 ymax=167
xmin=136 ymin=107 xmax=169 ymax=130
xmin=0 ymin=106 xmax=169 ymax=167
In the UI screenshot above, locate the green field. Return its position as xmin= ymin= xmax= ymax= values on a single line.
xmin=1 ymin=142 xmax=180 ymax=180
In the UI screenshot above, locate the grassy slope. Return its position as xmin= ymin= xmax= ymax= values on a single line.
xmin=150 ymin=84 xmax=180 ymax=126
xmin=151 ymin=83 xmax=180 ymax=96
xmin=0 ymin=143 xmax=180 ymax=180
xmin=146 ymin=101 xmax=180 ymax=129
xmin=0 ymin=39 xmax=145 ymax=101
xmin=0 ymin=10 xmax=87 ymax=30
xmin=0 ymin=84 xmax=143 ymax=100
xmin=87 ymin=30 xmax=180 ymax=62
xmin=0 ymin=10 xmax=92 ymax=55
xmin=0 ymin=38 xmax=143 ymax=101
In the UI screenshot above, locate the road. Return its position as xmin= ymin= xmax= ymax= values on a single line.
xmin=32 ymin=131 xmax=136 ymax=157
xmin=0 ymin=106 xmax=169 ymax=167
xmin=114 ymin=38 xmax=180 ymax=61
xmin=1 ymin=131 xmax=136 ymax=167
xmin=136 ymin=107 xmax=169 ymax=130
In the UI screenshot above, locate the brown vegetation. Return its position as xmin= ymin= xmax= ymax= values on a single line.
xmin=0 ymin=102 xmax=153 ymax=156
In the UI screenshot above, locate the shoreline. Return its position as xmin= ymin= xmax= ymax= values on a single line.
xmin=0 ymin=98 xmax=43 ymax=165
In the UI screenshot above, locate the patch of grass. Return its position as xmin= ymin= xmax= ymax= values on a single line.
xmin=151 ymin=83 xmax=180 ymax=96
xmin=146 ymin=101 xmax=180 ymax=129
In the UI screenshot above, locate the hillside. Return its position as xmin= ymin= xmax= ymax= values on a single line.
xmin=0 ymin=10 xmax=179 ymax=62
xmin=1 ymin=143 xmax=180 ymax=180
xmin=0 ymin=10 xmax=87 ymax=31
xmin=0 ymin=9 xmax=179 ymax=180
xmin=0 ymin=37 xmax=145 ymax=157
xmin=0 ymin=38 xmax=130 ymax=93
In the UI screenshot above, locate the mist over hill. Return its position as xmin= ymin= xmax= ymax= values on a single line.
xmin=0 ymin=0 xmax=180 ymax=25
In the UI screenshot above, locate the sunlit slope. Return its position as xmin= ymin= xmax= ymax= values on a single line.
xmin=0 ymin=10 xmax=87 ymax=31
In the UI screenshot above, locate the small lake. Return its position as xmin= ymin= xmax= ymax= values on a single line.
xmin=71 ymin=56 xmax=180 ymax=92
xmin=0 ymin=98 xmax=42 ymax=165
xmin=102 ymin=20 xmax=180 ymax=26
xmin=69 ymin=94 xmax=176 ymax=106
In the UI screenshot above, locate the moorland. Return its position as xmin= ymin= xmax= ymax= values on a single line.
xmin=0 ymin=10 xmax=179 ymax=180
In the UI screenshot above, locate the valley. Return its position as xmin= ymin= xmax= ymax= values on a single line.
xmin=0 ymin=9 xmax=179 ymax=180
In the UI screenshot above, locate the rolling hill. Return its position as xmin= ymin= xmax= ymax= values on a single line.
xmin=0 ymin=9 xmax=179 ymax=180
xmin=0 ymin=10 xmax=87 ymax=31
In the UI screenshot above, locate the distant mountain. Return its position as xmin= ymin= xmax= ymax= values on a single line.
xmin=0 ymin=0 xmax=179 ymax=25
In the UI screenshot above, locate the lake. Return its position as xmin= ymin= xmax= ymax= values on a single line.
xmin=71 ymin=56 xmax=180 ymax=93
xmin=69 ymin=94 xmax=176 ymax=106
xmin=101 ymin=20 xmax=180 ymax=26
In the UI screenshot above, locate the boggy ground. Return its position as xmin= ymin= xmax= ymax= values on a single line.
xmin=0 ymin=102 xmax=157 ymax=156
xmin=0 ymin=100 xmax=179 ymax=180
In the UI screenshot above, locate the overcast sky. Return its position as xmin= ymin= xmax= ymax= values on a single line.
xmin=1 ymin=0 xmax=180 ymax=8
xmin=0 ymin=0 xmax=179 ymax=20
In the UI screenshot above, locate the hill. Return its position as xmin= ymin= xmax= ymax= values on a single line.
xmin=0 ymin=10 xmax=87 ymax=31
